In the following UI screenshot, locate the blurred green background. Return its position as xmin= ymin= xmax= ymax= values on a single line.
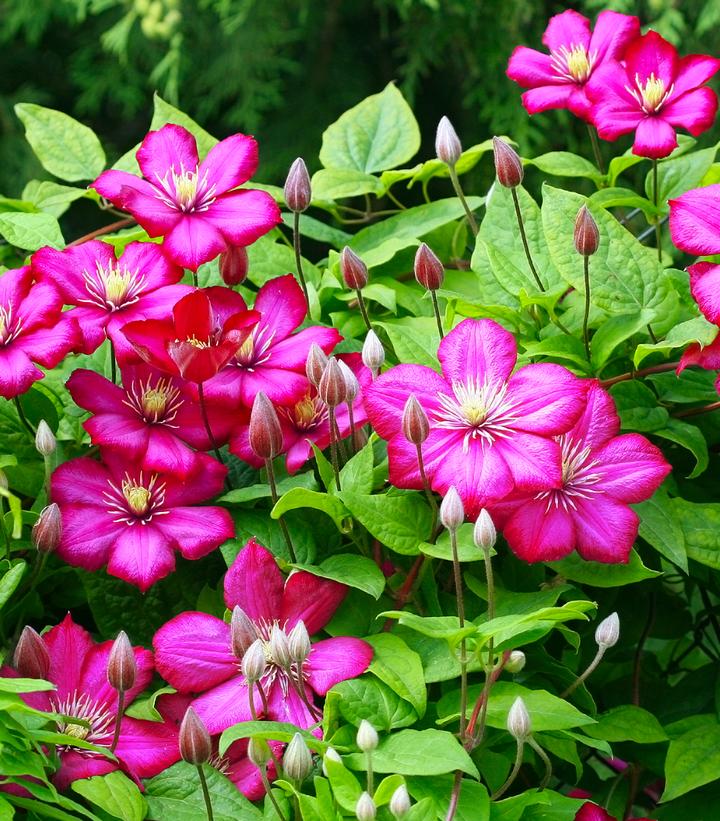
xmin=1 ymin=0 xmax=717 ymax=197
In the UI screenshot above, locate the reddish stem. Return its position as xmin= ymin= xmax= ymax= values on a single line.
xmin=600 ymin=361 xmax=678 ymax=388
xmin=674 ymin=400 xmax=720 ymax=418
xmin=465 ymin=651 xmax=510 ymax=744
xmin=68 ymin=217 xmax=135 ymax=247
xmin=383 ymin=555 xmax=425 ymax=632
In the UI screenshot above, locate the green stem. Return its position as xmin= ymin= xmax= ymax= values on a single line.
xmin=653 ymin=159 xmax=662 ymax=263
xmin=560 ymin=645 xmax=605 ymax=698
xmin=356 ymin=288 xmax=372 ymax=331
xmin=0 ymin=497 xmax=10 ymax=559
xmin=430 ymin=290 xmax=444 ymax=339
xmin=450 ymin=528 xmax=468 ymax=742
xmin=528 ymin=736 xmax=553 ymax=790
xmin=366 ymin=750 xmax=374 ymax=796
xmin=328 ymin=407 xmax=342 ymax=492
xmin=13 ymin=396 xmax=36 ymax=437
xmin=445 ymin=771 xmax=463 ymax=821
xmin=109 ymin=337 xmax=117 ymax=384
xmin=191 ymin=271 xmax=199 ymax=288
xmin=582 ymin=255 xmax=591 ymax=361
xmin=197 ymin=764 xmax=215 ymax=821
xmin=259 ymin=769 xmax=287 ymax=821
xmin=511 ymin=188 xmax=545 ymax=292
xmin=293 ymin=211 xmax=310 ymax=310
xmin=448 ymin=167 xmax=479 ymax=236
xmin=347 ymin=403 xmax=357 ymax=454
xmin=587 ymin=125 xmax=605 ymax=175
xmin=265 ymin=458 xmax=296 ymax=563
xmin=415 ymin=443 xmax=438 ymax=530
xmin=491 ymin=739 xmax=524 ymax=800
xmin=109 ymin=690 xmax=125 ymax=753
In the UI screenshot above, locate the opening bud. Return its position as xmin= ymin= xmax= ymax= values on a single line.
xmin=492 ymin=137 xmax=524 ymax=189
xmin=231 ymin=606 xmax=258 ymax=659
xmin=595 ymin=612 xmax=620 ymax=649
xmin=179 ymin=707 xmax=212 ymax=765
xmin=306 ymin=343 xmax=329 ymax=388
xmin=322 ymin=746 xmax=343 ymax=776
xmin=107 ymin=630 xmax=137 ymax=693
xmin=32 ymin=503 xmax=62 ymax=556
xmin=35 ymin=420 xmax=56 ymax=457
xmin=414 ymin=243 xmax=444 ymax=291
xmin=435 ymin=116 xmax=462 ymax=167
xmin=574 ymin=205 xmax=599 ymax=256
xmin=14 ymin=626 xmax=50 ymax=680
xmin=269 ymin=623 xmax=291 ymax=669
xmin=356 ymin=719 xmax=378 ymax=752
xmin=220 ymin=245 xmax=249 ymax=286
xmin=505 ymin=650 xmax=526 ymax=674
xmin=401 ymin=394 xmax=429 ymax=445
xmin=338 ymin=359 xmax=360 ymax=403
xmin=249 ymin=391 xmax=283 ymax=460
xmin=473 ymin=509 xmax=496 ymax=551
xmin=389 ymin=783 xmax=411 ymax=818
xmin=247 ymin=736 xmax=272 ymax=768
xmin=318 ymin=357 xmax=347 ymax=408
xmin=340 ymin=247 xmax=369 ymax=290
xmin=355 ymin=791 xmax=377 ymax=821
xmin=507 ymin=696 xmax=531 ymax=741
xmin=284 ymin=732 xmax=313 ymax=782
xmin=284 ymin=157 xmax=312 ymax=213
xmin=242 ymin=638 xmax=267 ymax=683
xmin=362 ymin=330 xmax=384 ymax=376
xmin=288 ymin=620 xmax=311 ymax=664
xmin=440 ymin=486 xmax=465 ymax=532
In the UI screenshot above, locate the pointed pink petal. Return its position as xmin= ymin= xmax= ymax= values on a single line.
xmin=689 ymin=262 xmax=720 ymax=323
xmin=93 ymin=172 xmax=181 ymax=236
xmin=52 ymin=457 xmax=111 ymax=504
xmin=672 ymin=53 xmax=720 ymax=97
xmin=669 ymin=184 xmax=720 ymax=256
xmin=507 ymin=363 xmax=587 ymax=435
xmin=136 ymin=124 xmax=199 ymax=182
xmin=266 ymin=326 xmax=343 ymax=370
xmin=566 ymin=382 xmax=619 ymax=450
xmin=66 ymin=368 xmax=126 ymax=414
xmin=576 ymin=803 xmax=615 ymax=821
xmin=679 ymin=334 xmax=720 ymax=372
xmin=573 ymin=496 xmax=639 ymax=563
xmin=0 ymin=265 xmax=32 ymax=305
xmin=44 ymin=615 xmax=93 ymax=701
xmin=198 ymin=133 xmax=258 ymax=191
xmin=625 ymin=31 xmax=678 ymax=89
xmin=106 ymin=523 xmax=176 ymax=591
xmin=55 ymin=503 xmax=118 ymax=572
xmin=593 ymin=433 xmax=671 ymax=503
xmin=223 ymin=539 xmax=284 ymax=617
xmin=53 ymin=753 xmax=116 ymax=791
xmin=632 ymin=117 xmax=677 ymax=160
xmin=162 ymin=453 xmax=227 ymax=505
xmin=502 ymin=497 xmax=576 ymax=562
xmin=114 ymin=715 xmax=180 ymax=778
xmin=174 ymin=288 xmax=214 ymax=340
xmin=253 ymin=275 xmax=306 ymax=342
xmin=83 ymin=413 xmax=149 ymax=456
xmin=0 ymin=345 xmax=43 ymax=399
xmin=589 ymin=11 xmax=640 ymax=63
xmin=14 ymin=277 xmax=66 ymax=329
xmin=18 ymin=313 xmax=81 ymax=365
xmin=506 ymin=46 xmax=560 ymax=88
xmin=541 ymin=9 xmax=590 ymax=53
xmin=162 ymin=215 xmax=227 ymax=271
xmin=142 ymin=428 xmax=201 ymax=477
xmin=493 ymin=434 xmax=563 ymax=494
xmin=156 ymin=506 xmax=234 ymax=560
xmin=306 ymin=637 xmax=373 ymax=696
xmin=118 ymin=241 xmax=184 ymax=290
xmin=280 ymin=572 xmax=347 ymax=635
xmin=662 ymin=87 xmax=718 ymax=136
xmin=438 ymin=318 xmax=516 ymax=389
xmin=192 ymin=674 xmax=259 ymax=735
xmin=265 ymin=678 xmax=317 ymax=730
xmin=120 ymin=318 xmax=178 ymax=375
xmin=203 ymin=189 xmax=281 ymax=246
xmin=226 ymin=753 xmax=268 ymax=799
xmin=521 ymin=85 xmax=575 ymax=116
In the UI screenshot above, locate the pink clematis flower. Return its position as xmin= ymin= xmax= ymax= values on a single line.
xmin=200 ymin=275 xmax=342 ymax=408
xmin=586 ymin=31 xmax=720 ymax=159
xmin=364 ymin=318 xmax=588 ymax=519
xmin=51 ymin=452 xmax=234 ymax=590
xmin=153 ymin=539 xmax=373 ymax=734
xmin=32 ymin=240 xmax=190 ymax=361
xmin=230 ymin=353 xmax=370 ymax=473
xmin=490 ymin=383 xmax=670 ymax=563
xmin=574 ymin=802 xmax=655 ymax=821
xmin=678 ymin=332 xmax=720 ymax=373
xmin=507 ymin=9 xmax=640 ymax=122
xmin=1 ymin=614 xmax=178 ymax=790
xmin=92 ymin=124 xmax=281 ymax=270
xmin=0 ymin=266 xmax=79 ymax=399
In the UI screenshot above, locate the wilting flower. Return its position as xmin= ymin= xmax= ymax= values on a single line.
xmin=365 ymin=318 xmax=588 ymax=518
xmin=507 ymin=9 xmax=640 ymax=122
xmin=490 ymin=383 xmax=670 ymax=563
xmin=121 ymin=287 xmax=259 ymax=384
xmin=586 ymin=31 xmax=720 ymax=158
xmin=200 ymin=275 xmax=341 ymax=408
xmin=51 ymin=452 xmax=233 ymax=590
xmin=32 ymin=240 xmax=189 ymax=360
xmin=92 ymin=124 xmax=281 ymax=270
xmin=0 ymin=266 xmax=79 ymax=399
xmin=153 ymin=539 xmax=373 ymax=733
xmin=1 ymin=614 xmax=178 ymax=789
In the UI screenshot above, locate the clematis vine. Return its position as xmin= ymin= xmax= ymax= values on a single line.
xmin=507 ymin=8 xmax=640 ymax=121
xmin=51 ymin=452 xmax=233 ymax=590
xmin=1 ymin=615 xmax=178 ymax=790
xmin=153 ymin=539 xmax=373 ymax=733
xmin=365 ymin=318 xmax=588 ymax=518
xmin=490 ymin=383 xmax=670 ymax=563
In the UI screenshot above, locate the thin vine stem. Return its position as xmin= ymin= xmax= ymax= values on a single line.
xmin=511 ymin=188 xmax=545 ymax=292
xmin=293 ymin=211 xmax=310 ymax=310
xmin=448 ymin=167 xmax=479 ymax=236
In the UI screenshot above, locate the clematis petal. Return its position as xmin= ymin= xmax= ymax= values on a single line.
xmin=66 ymin=369 xmax=126 ymax=415
xmin=199 ymin=133 xmax=259 ymax=192
xmin=113 ymin=715 xmax=180 ymax=779
xmin=53 ymin=753 xmax=116 ymax=791
xmin=566 ymin=382 xmax=620 ymax=450
xmin=0 ymin=345 xmax=44 ymax=400
xmin=156 ymin=506 xmax=234 ymax=560
xmin=93 ymin=172 xmax=181 ymax=236
xmin=672 ymin=53 xmax=720 ymax=98
xmin=507 ymin=363 xmax=587 ymax=435
xmin=223 ymin=539 xmax=285 ymax=617
xmin=265 ymin=678 xmax=318 ymax=731
xmin=689 ymin=261 xmax=720 ymax=324
xmin=573 ymin=496 xmax=639 ymax=563
xmin=55 ymin=503 xmax=119 ymax=572
xmin=192 ymin=674 xmax=259 ymax=735
xmin=589 ymin=10 xmax=640 ymax=64
xmin=669 ymin=184 xmax=720 ymax=256
xmin=593 ymin=433 xmax=670 ymax=503
xmin=106 ymin=523 xmax=176 ymax=591
xmin=265 ymin=325 xmax=342 ymax=370
xmin=506 ymin=46 xmax=560 ymax=88
xmin=679 ymin=333 xmax=720 ymax=372
xmin=438 ymin=318 xmax=517 ymax=389
xmin=52 ymin=457 xmax=112 ymax=505
xmin=501 ymin=497 xmax=576 ymax=562
xmin=305 ymin=637 xmax=374 ymax=696
xmin=162 ymin=215 xmax=227 ymax=271
xmin=79 ymin=643 xmax=154 ymax=709
xmin=173 ymin=289 xmax=213 ymax=341
xmin=521 ymin=85 xmax=575 ymax=116
xmin=662 ymin=87 xmax=718 ymax=136
xmin=203 ymin=189 xmax=281 ymax=246
xmin=136 ymin=123 xmax=200 ymax=182
xmin=253 ymin=274 xmax=307 ymax=341
xmin=624 ymin=30 xmax=678 ymax=88
xmin=493 ymin=434 xmax=563 ymax=496
xmin=117 ymin=241 xmax=184 ymax=292
xmin=43 ymin=615 xmax=94 ymax=702
xmin=541 ymin=9 xmax=591 ymax=53
xmin=280 ymin=572 xmax=347 ymax=634
xmin=632 ymin=117 xmax=677 ymax=160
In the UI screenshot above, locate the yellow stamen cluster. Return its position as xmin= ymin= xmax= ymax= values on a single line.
xmin=122 ymin=481 xmax=151 ymax=515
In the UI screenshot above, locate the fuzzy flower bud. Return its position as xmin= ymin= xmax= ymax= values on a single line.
xmin=220 ymin=245 xmax=249 ymax=286
xmin=595 ymin=612 xmax=620 ymax=649
xmin=389 ymin=783 xmax=411 ymax=818
xmin=574 ymin=205 xmax=600 ymax=256
xmin=269 ymin=624 xmax=291 ymax=669
xmin=322 ymin=746 xmax=343 ymax=776
xmin=318 ymin=357 xmax=347 ymax=408
xmin=249 ymin=391 xmax=283 ymax=460
xmin=338 ymin=359 xmax=359 ymax=403
xmin=356 ymin=719 xmax=379 ymax=752
xmin=288 ymin=620 xmax=311 ymax=664
xmin=473 ymin=509 xmax=496 ymax=551
xmin=306 ymin=343 xmax=329 ymax=388
xmin=107 ymin=630 xmax=136 ymax=693
xmin=14 ymin=626 xmax=50 ymax=680
xmin=35 ymin=420 xmax=56 ymax=457
xmin=435 ymin=116 xmax=462 ymax=167
xmin=492 ymin=137 xmax=524 ymax=189
xmin=507 ymin=696 xmax=531 ymax=741
xmin=362 ymin=330 xmax=384 ymax=376
xmin=505 ymin=650 xmax=526 ymax=674
xmin=414 ymin=243 xmax=444 ymax=291
xmin=242 ymin=638 xmax=267 ymax=683
xmin=247 ymin=736 xmax=272 ymax=768
xmin=284 ymin=732 xmax=313 ymax=782
xmin=401 ymin=394 xmax=429 ymax=445
xmin=285 ymin=158 xmax=311 ymax=213
xmin=31 ymin=503 xmax=62 ymax=556
xmin=340 ymin=246 xmax=369 ymax=290
xmin=231 ymin=606 xmax=257 ymax=659
xmin=179 ymin=707 xmax=212 ymax=765
xmin=440 ymin=486 xmax=464 ymax=532
xmin=356 ymin=792 xmax=377 ymax=821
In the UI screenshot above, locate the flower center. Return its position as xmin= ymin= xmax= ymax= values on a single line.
xmin=0 ymin=305 xmax=16 ymax=345
xmin=122 ymin=481 xmax=151 ymax=515
xmin=435 ymin=379 xmax=519 ymax=451
xmin=54 ymin=691 xmax=114 ymax=752
xmin=550 ymin=43 xmax=596 ymax=83
xmin=81 ymin=262 xmax=146 ymax=312
xmin=103 ymin=472 xmax=168 ymax=525
xmin=535 ymin=435 xmax=603 ymax=512
xmin=281 ymin=394 xmax=325 ymax=432
xmin=233 ymin=325 xmax=276 ymax=371
xmin=236 ymin=334 xmax=255 ymax=364
xmin=627 ymin=72 xmax=674 ymax=114
xmin=124 ymin=376 xmax=183 ymax=425
xmin=154 ymin=164 xmax=217 ymax=213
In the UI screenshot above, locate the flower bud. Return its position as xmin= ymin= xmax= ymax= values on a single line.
xmin=247 ymin=736 xmax=272 ymax=768
xmin=595 ymin=612 xmax=620 ymax=649
xmin=356 ymin=719 xmax=378 ymax=752
xmin=492 ymin=137 xmax=523 ymax=189
xmin=338 ymin=359 xmax=359 ymax=403
xmin=389 ymin=783 xmax=411 ymax=818
xmin=107 ymin=630 xmax=136 ymax=693
xmin=306 ymin=343 xmax=329 ymax=388
xmin=414 ymin=243 xmax=444 ymax=291
xmin=249 ymin=391 xmax=283 ymax=460
xmin=574 ymin=205 xmax=599 ymax=256
xmin=362 ymin=330 xmax=384 ymax=376
xmin=401 ymin=394 xmax=429 ymax=445
xmin=435 ymin=116 xmax=462 ymax=167
xmin=31 ymin=503 xmax=62 ymax=556
xmin=231 ymin=606 xmax=257 ymax=659
xmin=322 ymin=746 xmax=343 ymax=776
xmin=340 ymin=247 xmax=369 ymax=290
xmin=473 ymin=509 xmax=496 ymax=551
xmin=242 ymin=638 xmax=267 ymax=683
xmin=440 ymin=486 xmax=464 ymax=532
xmin=35 ymin=420 xmax=56 ymax=457
xmin=356 ymin=791 xmax=377 ymax=821
xmin=507 ymin=696 xmax=531 ymax=741
xmin=318 ymin=357 xmax=347 ymax=408
xmin=505 ymin=650 xmax=526 ymax=674
xmin=179 ymin=707 xmax=212 ymax=765
xmin=288 ymin=620 xmax=311 ymax=664
xmin=284 ymin=732 xmax=313 ymax=782
xmin=220 ymin=245 xmax=249 ymax=286
xmin=269 ymin=623 xmax=291 ymax=669
xmin=285 ymin=158 xmax=311 ymax=213
xmin=14 ymin=626 xmax=50 ymax=680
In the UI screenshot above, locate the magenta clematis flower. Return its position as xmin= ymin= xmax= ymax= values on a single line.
xmin=32 ymin=240 xmax=190 ymax=361
xmin=507 ymin=9 xmax=640 ymax=122
xmin=678 ymin=332 xmax=720 ymax=373
xmin=365 ymin=318 xmax=588 ymax=518
xmin=1 ymin=614 xmax=178 ymax=790
xmin=0 ymin=266 xmax=79 ymax=399
xmin=92 ymin=124 xmax=281 ymax=271
xmin=490 ymin=383 xmax=670 ymax=563
xmin=200 ymin=275 xmax=342 ymax=408
xmin=586 ymin=31 xmax=720 ymax=159
xmin=230 ymin=354 xmax=370 ymax=473
xmin=153 ymin=539 xmax=373 ymax=734
xmin=51 ymin=452 xmax=234 ymax=590
xmin=574 ymin=803 xmax=655 ymax=821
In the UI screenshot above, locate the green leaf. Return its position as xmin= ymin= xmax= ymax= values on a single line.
xmin=669 ymin=498 xmax=720 ymax=569
xmin=311 ymin=168 xmax=384 ymax=200
xmin=661 ymin=724 xmax=720 ymax=802
xmin=607 ymin=152 xmax=645 ymax=187
xmin=322 ymin=758 xmax=363 ymax=813
xmin=380 ymin=612 xmax=476 ymax=642
xmin=591 ymin=310 xmax=655 ymax=370
xmin=588 ymin=187 xmax=658 ymax=220
xmin=339 ymin=440 xmax=375 ymax=495
xmin=15 ymin=103 xmax=106 ymax=181
xmin=419 ymin=523 xmax=486 ymax=562
xmin=366 ymin=633 xmax=426 ymax=716
xmin=0 ymin=212 xmax=64 ymax=251
xmin=339 ymin=490 xmax=433 ymax=554
xmin=527 ymin=151 xmax=601 ymax=180
xmin=219 ymin=721 xmax=326 ymax=757
xmin=292 ymin=554 xmax=385 ymax=599
xmin=522 ymin=335 xmax=589 ymax=369
xmin=646 ymin=145 xmax=718 ymax=204
xmin=0 ymin=561 xmax=27 ymax=610
xmin=72 ymin=771 xmax=147 ymax=821
xmin=271 ymin=488 xmax=349 ymax=530
xmin=548 ymin=549 xmax=660 ymax=586
xmin=474 ymin=602 xmax=595 ymax=650
xmin=329 ymin=677 xmax=417 ymax=731
xmin=584 ymin=705 xmax=667 ymax=744
xmin=634 ymin=315 xmax=717 ymax=367
xmin=218 ymin=472 xmax=317 ymax=504
xmin=246 ymin=235 xmax=321 ymax=288
xmin=407 ymin=776 xmax=490 ymax=821
xmin=0 ymin=677 xmax=54 ymax=693
xmin=653 ymin=418 xmax=708 ymax=479
xmin=151 ymin=94 xmax=218 ymax=158
xmin=378 ymin=318 xmax=440 ymax=370
xmin=610 ymin=381 xmax=669 ymax=432
xmin=634 ymin=488 xmax=687 ymax=571
xmin=320 ymin=83 xmax=420 ymax=173
xmin=22 ymin=180 xmax=89 ymax=217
